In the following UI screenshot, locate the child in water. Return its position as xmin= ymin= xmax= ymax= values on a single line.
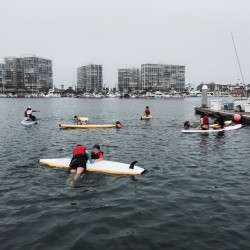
xmin=115 ymin=121 xmax=122 ymax=128
xmin=183 ymin=121 xmax=191 ymax=129
xmin=91 ymin=144 xmax=103 ymax=162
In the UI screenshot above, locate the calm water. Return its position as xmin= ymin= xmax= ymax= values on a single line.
xmin=0 ymin=97 xmax=250 ymax=250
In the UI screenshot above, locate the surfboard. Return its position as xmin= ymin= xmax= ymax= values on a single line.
xmin=21 ymin=120 xmax=37 ymax=125
xmin=181 ymin=124 xmax=242 ymax=133
xmin=59 ymin=123 xmax=116 ymax=129
xmin=210 ymin=120 xmax=232 ymax=128
xmin=39 ymin=158 xmax=146 ymax=175
xmin=141 ymin=115 xmax=152 ymax=120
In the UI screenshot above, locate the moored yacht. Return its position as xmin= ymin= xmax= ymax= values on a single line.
xmin=45 ymin=88 xmax=61 ymax=98
xmin=189 ymin=91 xmax=202 ymax=97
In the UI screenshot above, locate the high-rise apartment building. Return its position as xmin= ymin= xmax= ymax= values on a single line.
xmin=77 ymin=64 xmax=103 ymax=92
xmin=3 ymin=55 xmax=53 ymax=89
xmin=0 ymin=64 xmax=4 ymax=86
xmin=118 ymin=68 xmax=140 ymax=91
xmin=140 ymin=64 xmax=185 ymax=91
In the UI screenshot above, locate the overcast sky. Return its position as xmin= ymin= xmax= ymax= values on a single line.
xmin=0 ymin=0 xmax=250 ymax=89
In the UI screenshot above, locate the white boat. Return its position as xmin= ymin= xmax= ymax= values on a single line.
xmin=172 ymin=92 xmax=183 ymax=98
xmin=164 ymin=93 xmax=171 ymax=98
xmin=91 ymin=93 xmax=103 ymax=98
xmin=154 ymin=91 xmax=165 ymax=98
xmin=145 ymin=92 xmax=155 ymax=98
xmin=45 ymin=88 xmax=61 ymax=98
xmin=82 ymin=93 xmax=91 ymax=98
xmin=106 ymin=93 xmax=117 ymax=98
xmin=207 ymin=92 xmax=215 ymax=97
xmin=189 ymin=91 xmax=202 ymax=97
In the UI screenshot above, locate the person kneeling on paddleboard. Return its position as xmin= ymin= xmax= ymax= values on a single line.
xmin=74 ymin=115 xmax=85 ymax=125
xmin=69 ymin=145 xmax=90 ymax=177
xmin=144 ymin=106 xmax=150 ymax=117
xmin=91 ymin=144 xmax=103 ymax=163
xmin=197 ymin=114 xmax=209 ymax=130
xmin=213 ymin=112 xmax=225 ymax=130
xmin=24 ymin=106 xmax=39 ymax=121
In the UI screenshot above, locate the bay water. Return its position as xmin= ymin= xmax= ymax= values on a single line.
xmin=0 ymin=97 xmax=250 ymax=250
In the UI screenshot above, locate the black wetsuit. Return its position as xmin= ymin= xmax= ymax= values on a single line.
xmin=217 ymin=116 xmax=225 ymax=128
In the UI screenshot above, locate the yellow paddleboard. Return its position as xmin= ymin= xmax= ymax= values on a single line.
xmin=59 ymin=123 xmax=116 ymax=129
xmin=141 ymin=115 xmax=152 ymax=120
xmin=210 ymin=120 xmax=232 ymax=128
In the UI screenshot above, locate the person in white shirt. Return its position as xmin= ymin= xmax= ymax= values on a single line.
xmin=24 ymin=106 xmax=39 ymax=121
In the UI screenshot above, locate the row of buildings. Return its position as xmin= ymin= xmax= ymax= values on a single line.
xmin=76 ymin=63 xmax=185 ymax=92
xmin=0 ymin=55 xmax=186 ymax=93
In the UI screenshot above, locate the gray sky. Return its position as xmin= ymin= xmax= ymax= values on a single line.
xmin=1 ymin=0 xmax=250 ymax=89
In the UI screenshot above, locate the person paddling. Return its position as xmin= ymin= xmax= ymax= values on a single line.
xmin=24 ymin=106 xmax=39 ymax=121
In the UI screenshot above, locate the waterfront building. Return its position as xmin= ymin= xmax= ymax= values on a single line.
xmin=3 ymin=55 xmax=53 ymax=90
xmin=0 ymin=63 xmax=4 ymax=86
xmin=77 ymin=64 xmax=103 ymax=92
xmin=118 ymin=67 xmax=140 ymax=92
xmin=140 ymin=64 xmax=185 ymax=91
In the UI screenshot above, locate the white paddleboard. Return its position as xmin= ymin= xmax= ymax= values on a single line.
xmin=181 ymin=124 xmax=242 ymax=133
xmin=21 ymin=120 xmax=37 ymax=125
xmin=39 ymin=158 xmax=146 ymax=175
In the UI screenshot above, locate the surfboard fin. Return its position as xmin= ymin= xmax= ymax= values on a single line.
xmin=129 ymin=161 xmax=137 ymax=169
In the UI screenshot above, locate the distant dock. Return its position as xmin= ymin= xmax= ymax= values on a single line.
xmin=194 ymin=106 xmax=250 ymax=125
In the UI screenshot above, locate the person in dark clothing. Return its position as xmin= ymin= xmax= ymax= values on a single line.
xmin=183 ymin=121 xmax=191 ymax=129
xmin=213 ymin=112 xmax=225 ymax=129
